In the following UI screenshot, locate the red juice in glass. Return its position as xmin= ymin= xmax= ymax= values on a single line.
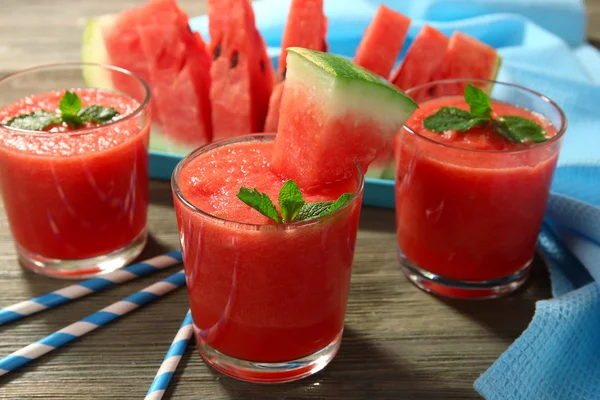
xmin=172 ymin=134 xmax=363 ymax=383
xmin=394 ymin=80 xmax=566 ymax=299
xmin=0 ymin=64 xmax=150 ymax=278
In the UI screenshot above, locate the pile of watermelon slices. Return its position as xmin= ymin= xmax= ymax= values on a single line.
xmin=80 ymin=0 xmax=501 ymax=180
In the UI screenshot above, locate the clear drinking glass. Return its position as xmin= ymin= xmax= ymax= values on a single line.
xmin=172 ymin=134 xmax=364 ymax=383
xmin=395 ymin=79 xmax=567 ymax=299
xmin=0 ymin=63 xmax=151 ymax=278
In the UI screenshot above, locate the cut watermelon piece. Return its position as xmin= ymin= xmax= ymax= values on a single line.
xmin=271 ymin=48 xmax=418 ymax=189
xmin=208 ymin=0 xmax=274 ymax=140
xmin=264 ymin=0 xmax=327 ymax=133
xmin=276 ymin=0 xmax=327 ymax=82
xmin=390 ymin=25 xmax=450 ymax=91
xmin=264 ymin=82 xmax=284 ymax=132
xmin=354 ymin=5 xmax=411 ymax=78
xmin=352 ymin=5 xmax=411 ymax=179
xmin=430 ymin=32 xmax=502 ymax=95
xmin=81 ymin=0 xmax=212 ymax=155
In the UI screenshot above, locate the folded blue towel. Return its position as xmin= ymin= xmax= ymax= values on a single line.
xmin=191 ymin=1 xmax=600 ymax=398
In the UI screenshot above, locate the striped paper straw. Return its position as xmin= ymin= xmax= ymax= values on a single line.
xmin=0 ymin=250 xmax=182 ymax=325
xmin=0 ymin=270 xmax=186 ymax=377
xmin=145 ymin=310 xmax=194 ymax=400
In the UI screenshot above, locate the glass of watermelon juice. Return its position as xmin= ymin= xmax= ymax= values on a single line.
xmin=0 ymin=63 xmax=151 ymax=278
xmin=172 ymin=134 xmax=364 ymax=383
xmin=395 ymin=79 xmax=566 ymax=299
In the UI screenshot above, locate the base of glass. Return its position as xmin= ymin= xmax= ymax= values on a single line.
xmin=196 ymin=329 xmax=343 ymax=383
xmin=17 ymin=229 xmax=148 ymax=279
xmin=398 ymin=249 xmax=531 ymax=300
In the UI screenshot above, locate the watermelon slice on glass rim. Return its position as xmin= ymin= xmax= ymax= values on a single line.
xmin=271 ymin=48 xmax=418 ymax=189
xmin=81 ymin=0 xmax=212 ymax=155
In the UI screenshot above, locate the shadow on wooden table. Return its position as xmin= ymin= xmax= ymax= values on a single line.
xmin=435 ymin=256 xmax=552 ymax=341
xmin=9 ymin=232 xmax=172 ymax=295
xmin=163 ymin=328 xmax=458 ymax=399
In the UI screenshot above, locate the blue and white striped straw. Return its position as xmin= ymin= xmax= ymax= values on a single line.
xmin=0 ymin=250 xmax=182 ymax=326
xmin=0 ymin=270 xmax=186 ymax=377
xmin=145 ymin=310 xmax=194 ymax=400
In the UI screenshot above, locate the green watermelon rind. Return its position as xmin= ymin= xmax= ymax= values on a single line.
xmin=149 ymin=128 xmax=198 ymax=156
xmin=285 ymin=48 xmax=418 ymax=183
xmin=81 ymin=16 xmax=115 ymax=90
xmin=81 ymin=15 xmax=200 ymax=156
xmin=287 ymin=47 xmax=418 ymax=130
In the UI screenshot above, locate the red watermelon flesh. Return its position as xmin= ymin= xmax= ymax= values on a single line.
xmin=390 ymin=25 xmax=449 ymax=91
xmin=430 ymin=32 xmax=501 ymax=96
xmin=208 ymin=0 xmax=274 ymax=140
xmin=264 ymin=82 xmax=284 ymax=132
xmin=264 ymin=0 xmax=327 ymax=133
xmin=271 ymin=48 xmax=418 ymax=189
xmin=354 ymin=5 xmax=411 ymax=78
xmin=102 ymin=0 xmax=212 ymax=148
xmin=102 ymin=9 xmax=152 ymax=95
xmin=276 ymin=0 xmax=328 ymax=81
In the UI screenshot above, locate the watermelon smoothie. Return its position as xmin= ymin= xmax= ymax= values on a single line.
xmin=172 ymin=135 xmax=363 ymax=383
xmin=395 ymin=80 xmax=566 ymax=299
xmin=0 ymin=64 xmax=150 ymax=278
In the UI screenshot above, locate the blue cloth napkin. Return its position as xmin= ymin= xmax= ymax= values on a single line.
xmin=191 ymin=1 xmax=600 ymax=398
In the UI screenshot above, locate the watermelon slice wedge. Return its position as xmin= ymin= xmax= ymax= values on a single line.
xmin=208 ymin=0 xmax=274 ymax=140
xmin=352 ymin=5 xmax=411 ymax=179
xmin=271 ymin=48 xmax=418 ymax=189
xmin=390 ymin=25 xmax=450 ymax=91
xmin=81 ymin=0 xmax=212 ymax=155
xmin=354 ymin=5 xmax=411 ymax=78
xmin=264 ymin=0 xmax=327 ymax=133
xmin=430 ymin=32 xmax=502 ymax=95
xmin=264 ymin=82 xmax=284 ymax=133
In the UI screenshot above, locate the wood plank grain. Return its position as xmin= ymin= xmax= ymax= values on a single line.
xmin=587 ymin=0 xmax=600 ymax=42
xmin=0 ymin=0 xmax=596 ymax=399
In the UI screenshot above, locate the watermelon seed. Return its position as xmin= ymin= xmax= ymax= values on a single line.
xmin=231 ymin=51 xmax=239 ymax=68
xmin=213 ymin=44 xmax=222 ymax=60
xmin=260 ymin=60 xmax=266 ymax=72
xmin=281 ymin=67 xmax=287 ymax=80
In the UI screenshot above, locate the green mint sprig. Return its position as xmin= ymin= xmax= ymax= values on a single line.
xmin=5 ymin=91 xmax=119 ymax=131
xmin=236 ymin=180 xmax=354 ymax=224
xmin=423 ymin=84 xmax=548 ymax=144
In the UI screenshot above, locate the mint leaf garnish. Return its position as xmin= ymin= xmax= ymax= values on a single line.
xmin=5 ymin=111 xmax=61 ymax=131
xmin=237 ymin=187 xmax=282 ymax=223
xmin=296 ymin=201 xmax=334 ymax=221
xmin=238 ymin=180 xmax=355 ymax=223
xmin=78 ymin=105 xmax=119 ymax=124
xmin=423 ymin=84 xmax=548 ymax=144
xmin=59 ymin=91 xmax=84 ymax=128
xmin=320 ymin=193 xmax=354 ymax=217
xmin=278 ymin=180 xmax=305 ymax=222
xmin=4 ymin=92 xmax=121 ymax=131
xmin=465 ymin=84 xmax=492 ymax=118
xmin=493 ymin=116 xmax=548 ymax=144
xmin=59 ymin=91 xmax=83 ymax=116
xmin=424 ymin=107 xmax=488 ymax=133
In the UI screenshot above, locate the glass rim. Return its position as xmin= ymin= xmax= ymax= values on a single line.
xmin=171 ymin=134 xmax=365 ymax=230
xmin=0 ymin=62 xmax=151 ymax=137
xmin=402 ymin=78 xmax=568 ymax=154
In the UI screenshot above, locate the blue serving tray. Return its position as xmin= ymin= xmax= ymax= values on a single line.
xmin=149 ymin=151 xmax=396 ymax=209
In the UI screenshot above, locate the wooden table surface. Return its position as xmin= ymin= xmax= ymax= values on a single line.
xmin=0 ymin=1 xmax=597 ymax=399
